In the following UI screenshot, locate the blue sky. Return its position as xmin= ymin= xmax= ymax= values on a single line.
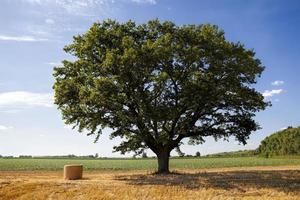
xmin=0 ymin=0 xmax=299 ymax=157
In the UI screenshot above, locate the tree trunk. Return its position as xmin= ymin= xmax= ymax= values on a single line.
xmin=156 ymin=149 xmax=170 ymax=174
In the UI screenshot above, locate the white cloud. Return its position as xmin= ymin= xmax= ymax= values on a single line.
xmin=45 ymin=18 xmax=55 ymax=25
xmin=0 ymin=91 xmax=54 ymax=109
xmin=21 ymin=0 xmax=155 ymax=16
xmin=22 ymin=0 xmax=116 ymax=13
xmin=0 ymin=35 xmax=48 ymax=42
xmin=262 ymin=89 xmax=283 ymax=97
xmin=0 ymin=125 xmax=13 ymax=131
xmin=130 ymin=0 xmax=157 ymax=4
xmin=55 ymin=0 xmax=90 ymax=13
xmin=22 ymin=0 xmax=43 ymax=3
xmin=271 ymin=80 xmax=284 ymax=86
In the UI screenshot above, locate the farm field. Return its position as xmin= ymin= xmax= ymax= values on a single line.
xmin=1 ymin=156 xmax=300 ymax=171
xmin=0 ymin=166 xmax=299 ymax=200
xmin=1 ymin=157 xmax=300 ymax=199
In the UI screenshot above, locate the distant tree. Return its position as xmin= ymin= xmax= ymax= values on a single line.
xmin=195 ymin=151 xmax=201 ymax=157
xmin=95 ymin=153 xmax=99 ymax=158
xmin=142 ymin=152 xmax=148 ymax=158
xmin=4 ymin=156 xmax=13 ymax=159
xmin=19 ymin=155 xmax=32 ymax=158
xmin=54 ymin=19 xmax=268 ymax=173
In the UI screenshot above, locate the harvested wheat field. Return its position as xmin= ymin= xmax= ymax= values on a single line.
xmin=0 ymin=166 xmax=299 ymax=200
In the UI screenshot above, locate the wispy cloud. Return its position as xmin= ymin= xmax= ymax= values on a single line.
xmin=22 ymin=0 xmax=43 ymax=3
xmin=22 ymin=0 xmax=116 ymax=14
xmin=0 ymin=91 xmax=54 ymax=110
xmin=0 ymin=125 xmax=13 ymax=131
xmin=271 ymin=80 xmax=284 ymax=86
xmin=262 ymin=89 xmax=283 ymax=97
xmin=130 ymin=0 xmax=157 ymax=4
xmin=21 ymin=0 xmax=155 ymax=16
xmin=0 ymin=35 xmax=48 ymax=42
xmin=55 ymin=0 xmax=95 ymax=13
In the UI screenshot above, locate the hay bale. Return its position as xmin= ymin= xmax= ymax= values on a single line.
xmin=64 ymin=165 xmax=83 ymax=180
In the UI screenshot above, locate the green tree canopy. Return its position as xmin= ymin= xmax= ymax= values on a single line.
xmin=53 ymin=19 xmax=268 ymax=173
xmin=258 ymin=126 xmax=300 ymax=157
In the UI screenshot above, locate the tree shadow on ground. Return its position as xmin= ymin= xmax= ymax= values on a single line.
xmin=115 ymin=170 xmax=300 ymax=194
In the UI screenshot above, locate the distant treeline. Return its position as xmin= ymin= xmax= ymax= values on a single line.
xmin=0 ymin=154 xmax=100 ymax=159
xmin=1 ymin=127 xmax=299 ymax=159
xmin=203 ymin=150 xmax=257 ymax=158
xmin=258 ymin=126 xmax=300 ymax=157
xmin=0 ymin=150 xmax=258 ymax=159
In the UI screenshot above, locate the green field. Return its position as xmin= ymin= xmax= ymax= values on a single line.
xmin=1 ymin=157 xmax=300 ymax=171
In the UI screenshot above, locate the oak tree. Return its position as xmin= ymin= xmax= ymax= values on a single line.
xmin=53 ymin=19 xmax=268 ymax=173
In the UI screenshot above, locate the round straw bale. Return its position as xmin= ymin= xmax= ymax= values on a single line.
xmin=64 ymin=165 xmax=83 ymax=180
